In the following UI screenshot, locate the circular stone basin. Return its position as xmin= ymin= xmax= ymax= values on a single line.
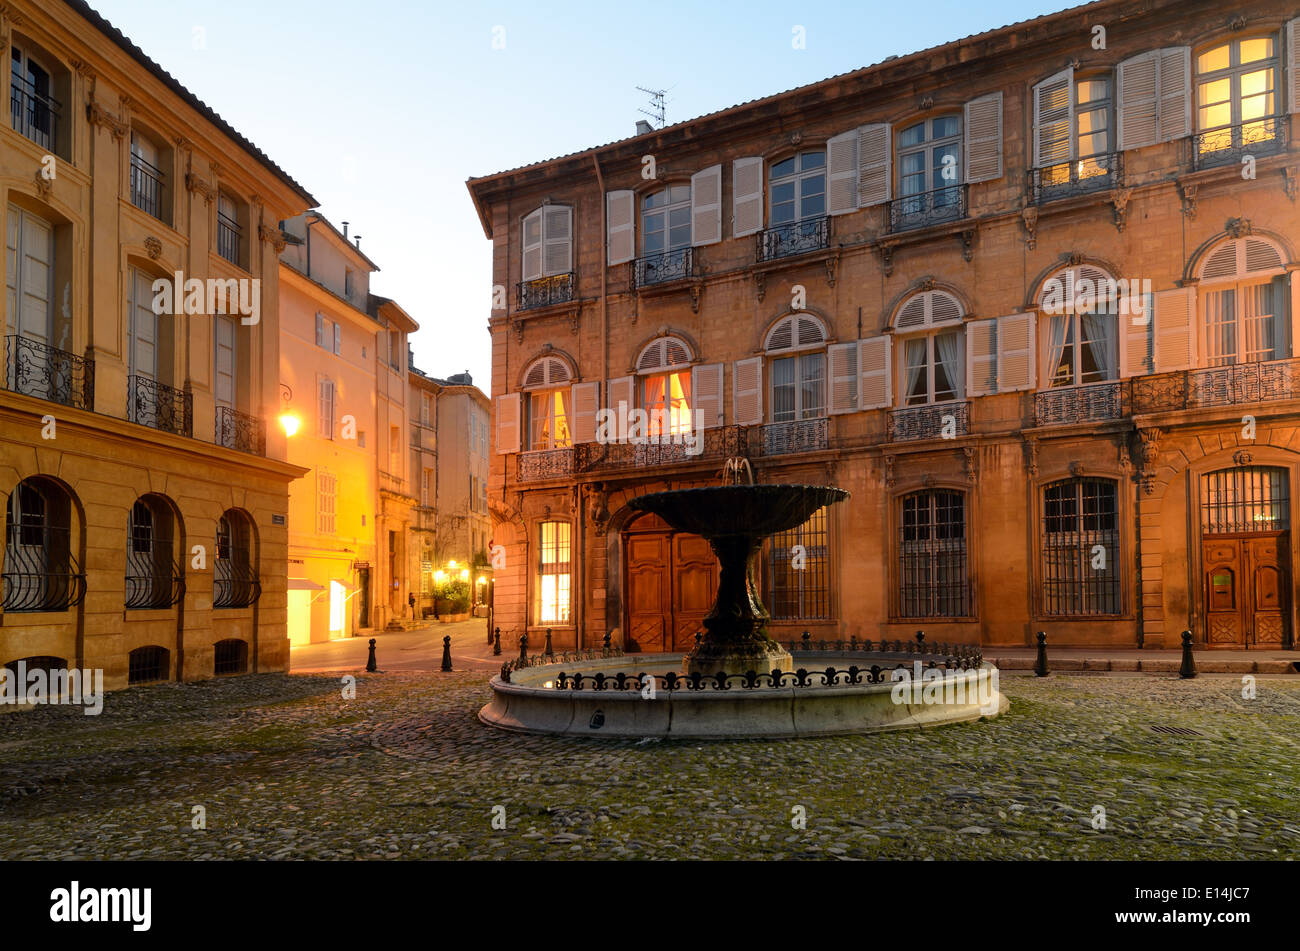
xmin=479 ymin=652 xmax=1008 ymax=739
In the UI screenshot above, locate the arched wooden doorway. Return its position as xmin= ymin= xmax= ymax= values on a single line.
xmin=623 ymin=512 xmax=717 ymax=653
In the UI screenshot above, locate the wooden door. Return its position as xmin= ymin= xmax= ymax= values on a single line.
xmin=1247 ymin=535 xmax=1287 ymax=647
xmin=624 ymin=515 xmax=719 ymax=654
xmin=671 ymin=533 xmax=715 ymax=650
xmin=626 ymin=532 xmax=670 ymax=652
xmin=1203 ymin=535 xmax=1290 ymax=647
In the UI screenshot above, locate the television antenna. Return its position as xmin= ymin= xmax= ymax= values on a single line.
xmin=636 ymin=85 xmax=668 ymax=129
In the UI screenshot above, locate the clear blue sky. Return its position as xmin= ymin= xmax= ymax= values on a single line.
xmin=91 ymin=0 xmax=1070 ymax=390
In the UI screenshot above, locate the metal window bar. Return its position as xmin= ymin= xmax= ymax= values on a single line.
xmin=128 ymin=375 xmax=193 ymax=436
xmin=213 ymin=639 xmax=249 ymax=675
xmin=888 ymin=184 xmax=968 ymax=232
xmin=124 ymin=506 xmax=184 ymax=610
xmin=1029 ymin=152 xmax=1122 ymax=203
xmin=516 ymin=272 xmax=575 ymax=310
xmin=1200 ymin=466 xmax=1289 ymax=534
xmin=898 ymin=491 xmax=969 ymax=617
xmin=130 ymin=152 xmax=165 ymax=219
xmin=756 ymin=216 xmax=829 ymax=262
xmin=215 ymin=405 xmax=266 ymax=455
xmin=4 ymin=335 xmax=94 ymax=410
xmin=128 ymin=646 xmax=169 ymax=684
xmin=633 ymin=248 xmax=692 ymax=287
xmin=1041 ymin=478 xmax=1120 ymax=616
xmin=217 ymin=211 xmax=242 ymax=265
xmin=765 ymin=506 xmax=830 ymax=620
xmin=214 ymin=559 xmax=260 ymax=609
xmin=2 ymin=488 xmax=86 ymax=612
xmin=10 ymin=74 xmax=59 ymax=151
xmin=1193 ymin=117 xmax=1287 ymax=170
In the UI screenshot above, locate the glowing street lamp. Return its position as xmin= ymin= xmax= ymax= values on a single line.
xmin=279 ymin=413 xmax=301 ymax=437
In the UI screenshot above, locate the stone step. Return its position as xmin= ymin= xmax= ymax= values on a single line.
xmin=989 ymin=655 xmax=1298 ymax=674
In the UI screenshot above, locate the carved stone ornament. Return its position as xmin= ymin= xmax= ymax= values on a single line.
xmin=790 ymin=132 xmax=803 ymax=147
xmin=34 ymin=169 xmax=51 ymax=199
xmin=1137 ymin=427 xmax=1163 ymax=495
xmin=185 ymin=172 xmax=217 ymax=204
xmin=85 ymin=98 xmax=128 ymax=140
xmin=1021 ymin=206 xmax=1038 ymax=250
xmin=1225 ymin=217 xmax=1253 ymax=239
xmin=144 ymin=236 xmax=163 ymax=260
xmin=963 ymin=447 xmax=978 ymax=482
xmin=1022 ymin=435 xmax=1039 ymax=477
xmin=1233 ymin=449 xmax=1254 ymax=467
xmin=919 ymin=95 xmax=934 ymax=110
xmin=511 ymin=319 xmax=524 ymax=344
xmin=879 ymin=241 xmax=898 ymax=278
xmin=258 ymin=223 xmax=287 ymax=253
xmin=1283 ymin=167 xmax=1298 ymax=203
xmin=1069 ymin=461 xmax=1085 ymax=478
xmin=1178 ymin=182 xmax=1199 ymax=219
xmin=754 ymin=270 xmax=767 ymax=302
xmin=884 ymin=454 xmax=896 ymax=488
xmin=960 ymin=228 xmax=976 ymax=262
xmin=1110 ymin=189 xmax=1132 ymax=233
xmin=689 ymin=284 xmax=703 ymax=314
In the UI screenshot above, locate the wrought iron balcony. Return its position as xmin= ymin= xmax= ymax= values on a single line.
xmin=756 ymin=216 xmax=829 ymax=262
xmin=1029 ymin=153 xmax=1122 ymax=204
xmin=1132 ymin=357 xmax=1300 ymax=414
xmin=753 ymin=417 xmax=829 ymax=456
xmin=4 ymin=336 xmax=93 ymax=410
xmin=574 ymin=426 xmax=744 ymax=474
xmin=214 ymin=561 xmax=260 ymax=609
xmin=2 ymin=529 xmax=86 ymax=613
xmin=516 ymin=272 xmax=575 ymax=310
xmin=217 ymin=211 xmax=242 ymax=266
xmin=215 ymin=406 xmax=265 ymax=455
xmin=633 ymin=248 xmax=692 ymax=287
xmin=128 ymin=375 xmax=193 ymax=436
xmin=1193 ymin=117 xmax=1287 ymax=170
xmin=1034 ymin=381 xmax=1126 ymax=426
xmin=517 ymin=448 xmax=574 ymax=482
xmin=130 ymin=152 xmax=165 ymax=220
xmin=888 ymin=185 xmax=968 ymax=232
xmin=10 ymin=75 xmax=59 ymax=152
xmin=889 ymin=401 xmax=970 ymax=442
xmin=125 ymin=556 xmax=185 ymax=610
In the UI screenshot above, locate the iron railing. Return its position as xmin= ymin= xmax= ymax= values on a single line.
xmin=633 ymin=248 xmax=693 ymax=287
xmin=1034 ymin=381 xmax=1126 ymax=426
xmin=215 ymin=405 xmax=265 ymax=455
xmin=573 ymin=425 xmax=745 ymax=475
xmin=1132 ymin=358 xmax=1300 ymax=414
xmin=1192 ymin=117 xmax=1287 ymax=170
xmin=130 ymin=152 xmax=165 ymax=219
xmin=889 ymin=401 xmax=969 ymax=442
xmin=516 ymin=272 xmax=575 ymax=310
xmin=125 ymin=555 xmax=185 ymax=609
xmin=214 ymin=562 xmax=260 ymax=609
xmin=517 ymin=448 xmax=574 ymax=482
xmin=2 ymin=534 xmax=86 ymax=613
xmin=1029 ymin=152 xmax=1122 ymax=203
xmin=10 ymin=75 xmax=59 ymax=152
xmin=755 ymin=417 xmax=829 ymax=456
xmin=756 ymin=216 xmax=829 ymax=262
xmin=888 ymin=184 xmax=968 ymax=232
xmin=4 ymin=336 xmax=94 ymax=410
xmin=217 ymin=211 xmax=242 ymax=266
xmin=129 ymin=375 xmax=193 ymax=436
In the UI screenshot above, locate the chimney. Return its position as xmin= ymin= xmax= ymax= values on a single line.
xmin=354 ymin=236 xmax=362 ymax=249
xmin=341 ymin=221 xmax=349 ymax=238
xmin=635 ymin=119 xmax=653 ymax=136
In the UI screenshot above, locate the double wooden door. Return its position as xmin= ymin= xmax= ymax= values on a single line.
xmin=625 ymin=514 xmax=717 ymax=653
xmin=1202 ymin=533 xmax=1288 ymax=648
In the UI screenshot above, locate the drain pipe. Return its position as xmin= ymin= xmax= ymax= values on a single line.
xmin=585 ymin=153 xmax=611 ymax=651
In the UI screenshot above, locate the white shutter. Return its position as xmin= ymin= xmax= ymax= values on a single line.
xmin=606 ymin=191 xmax=635 ymax=266
xmin=570 ymin=381 xmax=600 ymax=444
xmin=214 ymin=316 xmax=236 ymax=409
xmin=1117 ymin=51 xmax=1159 ymax=150
xmin=543 ymin=205 xmax=573 ymax=275
xmin=315 ymin=312 xmax=326 ymax=348
xmin=732 ymin=357 xmax=762 ymax=425
xmin=1289 ymin=18 xmax=1300 ymax=115
xmin=690 ymin=165 xmax=722 ymax=246
xmin=691 ymin=362 xmax=723 ymax=428
xmin=129 ymin=267 xmax=157 ymax=380
xmin=1033 ymin=68 xmax=1074 ymax=167
xmin=828 ymin=342 xmax=858 ymax=413
xmin=964 ymin=93 xmax=1003 ymax=183
xmin=1154 ymin=287 xmax=1196 ymax=373
xmin=996 ymin=312 xmax=1036 ymax=392
xmin=318 ymin=379 xmax=335 ymax=438
xmin=826 ymin=130 xmax=859 ymax=215
xmin=5 ymin=208 xmax=19 ymax=336
xmin=965 ymin=318 xmax=998 ymax=397
xmin=1119 ymin=299 xmax=1154 ymax=377
xmin=521 ymin=209 xmax=543 ymax=282
xmin=607 ymin=375 xmax=634 ymax=426
xmin=496 ymin=392 xmax=520 ymax=454
xmin=858 ymin=336 xmax=892 ymax=410
xmin=732 ymin=157 xmax=764 ymax=238
xmin=857 ymin=123 xmax=891 ymax=207
xmin=16 ymin=211 xmax=52 ymax=343
xmin=1157 ymin=47 xmax=1191 ymax=142
xmin=332 ymin=321 xmax=341 ymax=355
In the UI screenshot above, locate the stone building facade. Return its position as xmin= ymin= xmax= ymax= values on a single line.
xmin=471 ymin=0 xmax=1300 ymax=653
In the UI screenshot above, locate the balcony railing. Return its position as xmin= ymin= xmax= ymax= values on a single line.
xmin=517 ymin=448 xmax=575 ymax=482
xmin=889 ymin=401 xmax=969 ymax=442
xmin=754 ymin=417 xmax=829 ymax=456
xmin=214 ymin=561 xmax=260 ymax=609
xmin=633 ymin=248 xmax=693 ymax=287
xmin=215 ymin=406 xmax=265 ymax=455
xmin=130 ymin=152 xmax=165 ymax=220
xmin=1035 ymin=381 xmax=1126 ymax=426
xmin=10 ymin=75 xmax=59 ymax=152
xmin=888 ymin=185 xmax=968 ymax=232
xmin=575 ymin=426 xmax=745 ymax=475
xmin=1193 ymin=117 xmax=1287 ymax=170
xmin=517 ymin=272 xmax=575 ymax=310
xmin=4 ymin=336 xmax=93 ymax=410
xmin=1029 ymin=152 xmax=1122 ymax=204
xmin=128 ymin=375 xmax=193 ymax=437
xmin=217 ymin=211 xmax=242 ymax=266
xmin=1132 ymin=357 xmax=1300 ymax=414
xmin=756 ymin=216 xmax=829 ymax=262
xmin=125 ymin=556 xmax=185 ymax=610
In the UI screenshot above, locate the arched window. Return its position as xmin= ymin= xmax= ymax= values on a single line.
xmin=895 ymin=115 xmax=963 ymax=226
xmin=1038 ymin=264 xmax=1120 ymax=388
xmin=1196 ymin=236 xmax=1287 ymax=366
xmin=765 ymin=314 xmax=828 ymax=422
xmin=126 ymin=495 xmax=184 ymax=609
xmin=898 ymin=489 xmax=969 ymax=618
xmin=1041 ymin=478 xmax=1120 ymax=616
xmin=214 ymin=510 xmax=259 ymax=609
xmin=893 ymin=290 xmax=965 ymax=406
xmin=213 ymin=639 xmax=249 ymax=675
xmin=520 ymin=355 xmax=574 ymax=451
xmin=1195 ymin=34 xmax=1282 ymax=164
xmin=636 ymin=336 xmax=694 ymax=436
xmin=128 ymin=646 xmax=170 ymax=684
xmin=2 ymin=477 xmax=84 ymax=612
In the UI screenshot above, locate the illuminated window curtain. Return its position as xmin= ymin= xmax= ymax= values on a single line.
xmin=644 ymin=372 xmax=692 ymax=436
xmin=530 ymin=388 xmax=571 ymax=450
xmin=904 ymin=338 xmax=927 ymax=404
xmin=1203 ymin=288 xmax=1237 ymax=366
xmin=1080 ymin=312 xmax=1117 ymax=381
xmin=1047 ymin=312 xmax=1072 ymax=385
xmin=672 ymin=371 xmax=692 ymax=434
xmin=537 ymin=521 xmax=571 ymax=624
xmin=800 ymin=352 xmax=826 ymax=418
xmin=1242 ymin=282 xmax=1278 ymax=363
xmin=934 ymin=331 xmax=963 ymax=400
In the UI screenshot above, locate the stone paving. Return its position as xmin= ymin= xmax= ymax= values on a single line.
xmin=0 ymin=668 xmax=1297 ymax=860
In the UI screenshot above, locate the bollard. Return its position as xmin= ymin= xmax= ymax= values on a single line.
xmin=915 ymin=630 xmax=925 ymax=648
xmin=603 ymin=631 xmax=612 ymax=655
xmin=801 ymin=631 xmax=812 ymax=650
xmin=1179 ymin=629 xmax=1197 ymax=679
xmin=518 ymin=631 xmax=529 ymax=665
xmin=441 ymin=635 xmax=453 ymax=672
xmin=493 ymin=627 xmax=501 ymax=656
xmin=366 ymin=637 xmax=378 ymax=673
xmin=1033 ymin=630 xmax=1049 ymax=677
xmin=544 ymin=627 xmax=554 ymax=658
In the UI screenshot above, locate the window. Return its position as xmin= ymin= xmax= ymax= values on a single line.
xmin=315 ymin=314 xmax=341 ymax=355
xmin=902 ymin=331 xmax=963 ymax=405
xmin=389 ymin=425 xmax=401 ymax=473
xmin=1197 ymin=237 xmax=1287 ymax=367
xmin=217 ymin=192 xmax=242 ymax=267
xmin=1033 ymin=69 xmax=1123 ymax=198
xmin=769 ymin=151 xmax=825 ymax=225
xmin=317 ymin=379 xmax=335 ymax=438
xmin=2 ymin=477 xmax=84 ymax=612
xmin=1196 ymin=36 xmax=1280 ymax=158
xmin=344 ymin=269 xmax=354 ymax=298
xmin=641 ymin=372 xmax=692 ymax=436
xmin=317 ymin=471 xmax=336 ymax=534
xmin=521 ymin=205 xmax=574 ymax=282
xmin=358 ymin=430 xmax=366 ymax=448
xmin=11 ymin=44 xmax=59 ymax=151
xmin=764 ymin=506 xmax=830 ymax=619
xmin=388 ymin=330 xmax=402 ymax=370
xmin=1045 ymin=311 xmax=1117 ymax=387
xmin=128 ymin=646 xmax=169 ymax=684
xmin=213 ymin=639 xmax=249 ymax=675
xmin=214 ymin=510 xmax=258 ymax=609
xmin=129 ymin=131 xmax=165 ymax=220
xmin=528 ymin=388 xmax=571 ymax=449
xmin=895 ymin=115 xmax=962 ymax=223
xmin=641 ymin=185 xmax=691 ymax=254
xmin=537 ymin=521 xmax=571 ymax=624
xmin=5 ymin=202 xmax=54 ymax=350
xmin=421 ymin=467 xmax=434 ymax=507
xmin=1201 ymin=466 xmax=1288 ymax=533
xmin=771 ymin=353 xmax=826 ymax=422
xmin=898 ymin=490 xmax=969 ymax=617
xmin=125 ymin=496 xmax=181 ymax=610
xmin=1041 ymin=478 xmax=1120 ymax=616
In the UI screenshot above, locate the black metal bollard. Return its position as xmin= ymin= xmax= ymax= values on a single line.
xmin=441 ymin=635 xmax=453 ymax=672
xmin=1033 ymin=630 xmax=1049 ymax=677
xmin=518 ymin=631 xmax=529 ymax=665
xmin=1179 ymin=629 xmax=1197 ymax=679
xmin=801 ymin=631 xmax=812 ymax=650
xmin=493 ymin=627 xmax=501 ymax=656
xmin=366 ymin=638 xmax=378 ymax=673
xmin=603 ymin=631 xmax=612 ymax=655
xmin=915 ymin=630 xmax=925 ymax=649
xmin=544 ymin=627 xmax=554 ymax=658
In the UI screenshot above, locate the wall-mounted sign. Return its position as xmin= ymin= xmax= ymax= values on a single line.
xmin=271 ymin=514 xmax=286 ymax=525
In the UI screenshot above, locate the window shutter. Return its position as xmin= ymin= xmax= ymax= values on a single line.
xmin=1154 ymin=287 xmax=1195 ymax=372
xmin=690 ymin=165 xmax=722 ymax=246
xmin=521 ymin=209 xmax=543 ymax=282
xmin=691 ymin=362 xmax=724 ymax=429
xmin=606 ymin=191 xmax=635 ymax=265
xmin=1033 ymin=68 xmax=1074 ymax=167
xmin=828 ymin=342 xmax=859 ymax=414
xmin=965 ymin=319 xmax=998 ymax=397
xmin=1117 ymin=51 xmax=1159 ymax=150
xmin=857 ymin=123 xmax=891 ymax=207
xmin=543 ymin=205 xmax=573 ymax=275
xmin=496 ymin=393 xmax=520 ymax=454
xmin=858 ymin=336 xmax=892 ymax=410
xmin=318 ymin=379 xmax=335 ymax=438
xmin=332 ymin=321 xmax=341 ymax=355
xmin=996 ymin=313 xmax=1036 ymax=392
xmin=732 ymin=357 xmax=763 ymax=425
xmin=1289 ymin=19 xmax=1300 ymax=115
xmin=1119 ymin=298 xmax=1154 ymax=377
xmin=826 ymin=129 xmax=859 ymax=215
xmin=964 ymin=93 xmax=1003 ymax=183
xmin=315 ymin=312 xmax=326 ymax=348
xmin=570 ymin=381 xmax=600 ymax=444
xmin=732 ymin=157 xmax=764 ymax=237
xmin=607 ymin=375 xmax=634 ymax=423
xmin=1157 ymin=47 xmax=1191 ymax=142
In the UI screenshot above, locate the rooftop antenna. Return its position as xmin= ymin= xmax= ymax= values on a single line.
xmin=636 ymin=85 xmax=668 ymax=129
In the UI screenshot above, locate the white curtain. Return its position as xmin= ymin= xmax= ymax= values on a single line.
xmin=905 ymin=338 xmax=926 ymax=402
xmin=1047 ymin=313 xmax=1069 ymax=384
xmin=1082 ymin=312 xmax=1117 ymax=380
xmin=935 ymin=332 xmax=964 ymax=399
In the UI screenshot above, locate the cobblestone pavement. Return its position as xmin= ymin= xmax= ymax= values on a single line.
xmin=0 ymin=670 xmax=1297 ymax=860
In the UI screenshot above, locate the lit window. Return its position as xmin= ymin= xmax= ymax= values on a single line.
xmin=641 ymin=371 xmax=692 ymax=436
xmin=317 ymin=471 xmax=336 ymax=534
xmin=1196 ymin=36 xmax=1280 ymax=157
xmin=537 ymin=521 xmax=571 ymax=625
xmin=528 ymin=387 xmax=571 ymax=450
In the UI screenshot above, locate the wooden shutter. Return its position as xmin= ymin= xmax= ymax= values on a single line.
xmin=858 ymin=336 xmax=892 ymax=410
xmin=1119 ymin=298 xmax=1154 ymax=377
xmin=1154 ymin=287 xmax=1195 ymax=372
xmin=732 ymin=157 xmax=764 ymax=237
xmin=828 ymin=341 xmax=858 ymax=413
xmin=315 ymin=312 xmax=326 ymax=348
xmin=570 ymin=381 xmax=600 ymax=444
xmin=5 ymin=209 xmax=18 ymax=336
xmin=496 ymin=392 xmax=520 ymax=454
xmin=965 ymin=318 xmax=998 ymax=397
xmin=16 ymin=211 xmax=52 ymax=343
xmin=606 ymin=191 xmax=635 ymax=265
xmin=543 ymin=205 xmax=573 ymax=275
xmin=332 ymin=321 xmax=341 ymax=355
xmin=1157 ymin=47 xmax=1191 ymax=142
xmin=214 ymin=316 xmax=236 ymax=409
xmin=690 ymin=165 xmax=722 ymax=246
xmin=964 ymin=93 xmax=1003 ymax=183
xmin=826 ymin=129 xmax=858 ymax=215
xmin=1117 ymin=51 xmax=1159 ymax=150
xmin=1033 ymin=68 xmax=1074 ymax=167
xmin=996 ymin=312 xmax=1036 ymax=392
xmin=129 ymin=267 xmax=157 ymax=380
xmin=691 ymin=362 xmax=723 ymax=428
xmin=521 ymin=208 xmax=543 ymax=281
xmin=732 ymin=357 xmax=762 ymax=425
xmin=318 ymin=379 xmax=335 ymax=438
xmin=1289 ymin=18 xmax=1300 ymax=114
xmin=857 ymin=123 xmax=891 ymax=207
xmin=607 ymin=375 xmax=634 ymax=421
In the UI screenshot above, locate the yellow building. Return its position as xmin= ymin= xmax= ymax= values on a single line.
xmin=0 ymin=0 xmax=315 ymax=686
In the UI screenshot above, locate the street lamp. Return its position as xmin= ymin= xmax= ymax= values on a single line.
xmin=279 ymin=413 xmax=301 ymax=437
